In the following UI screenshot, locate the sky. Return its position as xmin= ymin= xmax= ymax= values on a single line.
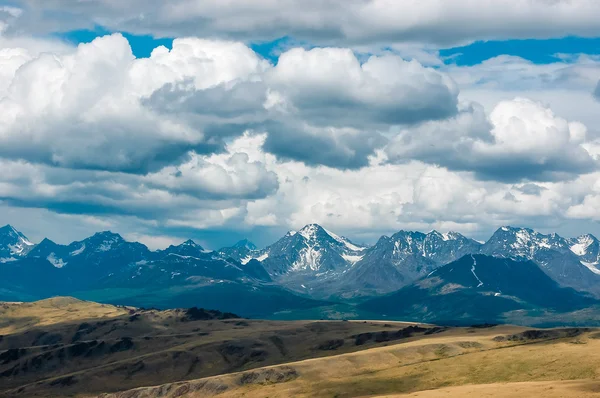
xmin=1 ymin=1 xmax=600 ymax=250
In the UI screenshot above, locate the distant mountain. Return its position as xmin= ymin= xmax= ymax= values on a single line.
xmin=251 ymin=224 xmax=366 ymax=277
xmin=0 ymin=224 xmax=34 ymax=261
xmin=217 ymin=239 xmax=259 ymax=263
xmin=157 ymin=239 xmax=209 ymax=259
xmin=0 ymin=227 xmax=322 ymax=317
xmin=330 ymin=230 xmax=482 ymax=298
xmin=481 ymin=227 xmax=600 ymax=296
xmin=5 ymin=222 xmax=600 ymax=322
xmin=359 ymin=254 xmax=598 ymax=325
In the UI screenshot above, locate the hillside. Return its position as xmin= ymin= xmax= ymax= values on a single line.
xmin=97 ymin=325 xmax=599 ymax=398
xmin=0 ymin=298 xmax=437 ymax=397
xmin=359 ymin=254 xmax=599 ymax=325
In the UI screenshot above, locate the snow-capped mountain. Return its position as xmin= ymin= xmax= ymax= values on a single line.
xmin=481 ymin=226 xmax=600 ymax=296
xmin=568 ymin=234 xmax=600 ymax=274
xmin=481 ymin=226 xmax=569 ymax=258
xmin=5 ymin=222 xmax=600 ymax=312
xmin=247 ymin=224 xmax=366 ymax=277
xmin=157 ymin=239 xmax=210 ymax=259
xmin=331 ymin=230 xmax=483 ymax=298
xmin=0 ymin=224 xmax=34 ymax=262
xmin=0 ymin=227 xmax=276 ymax=306
xmin=26 ymin=231 xmax=151 ymax=278
xmin=218 ymin=239 xmax=259 ymax=263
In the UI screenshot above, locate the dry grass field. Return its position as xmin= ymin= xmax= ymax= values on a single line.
xmin=2 ymin=297 xmax=600 ymax=398
xmin=99 ymin=325 xmax=600 ymax=398
xmin=0 ymin=297 xmax=132 ymax=335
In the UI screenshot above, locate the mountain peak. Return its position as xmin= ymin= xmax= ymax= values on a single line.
xmin=90 ymin=231 xmax=123 ymax=240
xmin=497 ymin=225 xmax=533 ymax=234
xmin=0 ymin=224 xmax=16 ymax=233
xmin=0 ymin=224 xmax=34 ymax=256
xmin=426 ymin=230 xmax=464 ymax=241
xmin=161 ymin=239 xmax=207 ymax=257
xmin=298 ymin=223 xmax=325 ymax=240
xmin=181 ymin=239 xmax=200 ymax=247
xmin=233 ymin=239 xmax=257 ymax=250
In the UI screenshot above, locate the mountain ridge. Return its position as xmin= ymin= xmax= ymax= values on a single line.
xmin=3 ymin=223 xmax=600 ymax=318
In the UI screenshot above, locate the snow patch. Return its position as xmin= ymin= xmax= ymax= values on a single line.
xmin=323 ymin=227 xmax=365 ymax=251
xmin=0 ymin=257 xmax=17 ymax=263
xmin=70 ymin=244 xmax=85 ymax=256
xmin=97 ymin=239 xmax=118 ymax=252
xmin=581 ymin=261 xmax=600 ymax=275
xmin=470 ymin=255 xmax=483 ymax=288
xmin=342 ymin=253 xmax=364 ymax=264
xmin=47 ymin=253 xmax=67 ymax=268
xmin=167 ymin=253 xmax=201 ymax=260
xmin=299 ymin=224 xmax=319 ymax=241
xmin=8 ymin=243 xmax=24 ymax=255
xmin=292 ymin=246 xmax=322 ymax=271
xmin=570 ymin=235 xmax=595 ymax=256
xmin=241 ymin=252 xmax=268 ymax=264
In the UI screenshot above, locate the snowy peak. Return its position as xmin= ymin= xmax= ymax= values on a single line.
xmin=87 ymin=231 xmax=124 ymax=242
xmin=568 ymin=234 xmax=600 ymax=272
xmin=160 ymin=239 xmax=208 ymax=258
xmin=297 ymin=224 xmax=332 ymax=243
xmin=483 ymin=226 xmax=569 ymax=259
xmin=385 ymin=229 xmax=481 ymax=262
xmin=297 ymin=224 xmax=365 ymax=251
xmin=569 ymin=234 xmax=598 ymax=256
xmin=256 ymin=224 xmax=366 ymax=275
xmin=0 ymin=224 xmax=35 ymax=259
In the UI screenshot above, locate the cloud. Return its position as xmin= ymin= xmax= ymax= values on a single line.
xmin=386 ymin=98 xmax=598 ymax=182
xmin=145 ymin=151 xmax=279 ymax=200
xmin=7 ymin=1 xmax=600 ymax=47
xmin=266 ymin=48 xmax=459 ymax=127
xmin=594 ymin=80 xmax=600 ymax=101
xmin=0 ymin=32 xmax=463 ymax=173
xmin=262 ymin=122 xmax=387 ymax=170
xmin=0 ymin=35 xmax=274 ymax=173
xmin=0 ymin=134 xmax=278 ymax=228
xmin=515 ymin=183 xmax=548 ymax=196
xmin=446 ymin=55 xmax=600 ymax=92
xmin=143 ymin=46 xmax=458 ymax=169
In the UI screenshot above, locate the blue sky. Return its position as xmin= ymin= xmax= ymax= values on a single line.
xmin=57 ymin=27 xmax=174 ymax=58
xmin=441 ymin=36 xmax=600 ymax=65
xmin=59 ymin=27 xmax=600 ymax=66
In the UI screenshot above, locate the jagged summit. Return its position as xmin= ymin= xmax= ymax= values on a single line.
xmin=0 ymin=224 xmax=34 ymax=259
xmin=4 ymin=222 xmax=600 ymax=303
xmin=89 ymin=231 xmax=124 ymax=240
xmin=159 ymin=239 xmax=209 ymax=259
xmin=233 ymin=239 xmax=257 ymax=251
xmin=181 ymin=239 xmax=201 ymax=247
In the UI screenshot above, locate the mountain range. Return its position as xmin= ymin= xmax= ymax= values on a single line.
xmin=2 ymin=222 xmax=600 ymax=324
